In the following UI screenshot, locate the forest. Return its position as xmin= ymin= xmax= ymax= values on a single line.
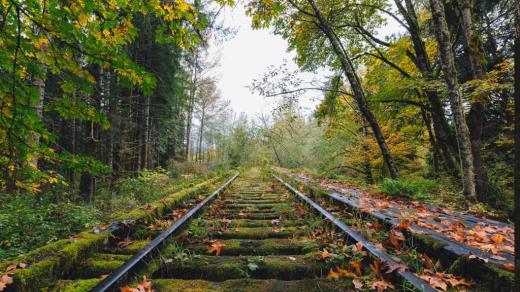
xmin=0 ymin=0 xmax=518 ymax=291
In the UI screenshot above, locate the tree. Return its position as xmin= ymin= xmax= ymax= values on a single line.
xmin=429 ymin=0 xmax=477 ymax=199
xmin=246 ymin=0 xmax=399 ymax=178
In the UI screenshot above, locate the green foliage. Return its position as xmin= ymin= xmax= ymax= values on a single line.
xmin=380 ymin=178 xmax=435 ymax=201
xmin=0 ymin=0 xmax=204 ymax=192
xmin=0 ymin=192 xmax=102 ymax=260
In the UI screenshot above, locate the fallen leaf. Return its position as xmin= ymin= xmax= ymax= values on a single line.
xmin=352 ymin=279 xmax=363 ymax=289
xmin=116 ymin=239 xmax=134 ymax=248
xmin=349 ymin=260 xmax=362 ymax=276
xmin=328 ymin=268 xmax=340 ymax=280
xmin=398 ymin=219 xmax=411 ymax=229
xmin=207 ymin=241 xmax=226 ymax=256
xmin=336 ymin=267 xmax=356 ymax=278
xmin=389 ymin=232 xmax=401 ymax=251
xmin=5 ymin=264 xmax=17 ymax=272
xmin=370 ymin=280 xmax=395 ymax=292
xmin=0 ymin=275 xmax=13 ymax=291
xmin=503 ymin=263 xmax=514 ymax=272
xmin=315 ymin=249 xmax=332 ymax=261
xmin=491 ymin=234 xmax=505 ymax=244
xmin=386 ymin=263 xmax=407 ymax=274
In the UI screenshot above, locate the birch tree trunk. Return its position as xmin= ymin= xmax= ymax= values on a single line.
xmin=429 ymin=0 xmax=477 ymax=199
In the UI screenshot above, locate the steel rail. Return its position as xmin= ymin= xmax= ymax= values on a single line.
xmin=285 ymin=173 xmax=514 ymax=267
xmin=273 ymin=175 xmax=436 ymax=292
xmin=327 ymin=192 xmax=514 ymax=265
xmin=91 ymin=172 xmax=240 ymax=292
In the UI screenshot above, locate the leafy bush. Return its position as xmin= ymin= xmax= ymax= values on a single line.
xmin=168 ymin=161 xmax=209 ymax=178
xmin=0 ymin=193 xmax=101 ymax=260
xmin=380 ymin=178 xmax=435 ymax=200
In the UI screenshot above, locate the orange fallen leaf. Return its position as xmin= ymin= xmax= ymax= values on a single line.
xmin=315 ymin=249 xmax=332 ymax=261
xmin=328 ymin=268 xmax=340 ymax=280
xmin=207 ymin=241 xmax=226 ymax=256
xmin=398 ymin=219 xmax=411 ymax=229
xmin=349 ymin=260 xmax=362 ymax=276
xmin=503 ymin=263 xmax=514 ymax=272
xmin=0 ymin=275 xmax=13 ymax=291
xmin=336 ymin=267 xmax=356 ymax=277
xmin=491 ymin=234 xmax=505 ymax=244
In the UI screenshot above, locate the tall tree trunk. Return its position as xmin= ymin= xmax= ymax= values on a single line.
xmin=185 ymin=57 xmax=198 ymax=161
xmin=429 ymin=0 xmax=477 ymax=200
xmin=458 ymin=0 xmax=489 ymax=200
xmin=421 ymin=107 xmax=440 ymax=175
xmin=79 ymin=121 xmax=96 ymax=203
xmin=141 ymin=94 xmax=151 ymax=170
xmin=361 ymin=117 xmax=374 ymax=184
xmin=306 ymin=0 xmax=399 ymax=179
xmin=198 ymin=108 xmax=205 ymax=163
xmin=396 ymin=0 xmax=459 ymax=171
xmin=29 ymin=67 xmax=46 ymax=168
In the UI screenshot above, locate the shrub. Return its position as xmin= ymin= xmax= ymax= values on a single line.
xmin=0 ymin=193 xmax=101 ymax=260
xmin=168 ymin=161 xmax=208 ymax=178
xmin=380 ymin=178 xmax=435 ymax=200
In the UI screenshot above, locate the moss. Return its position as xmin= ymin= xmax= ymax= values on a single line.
xmin=412 ymin=233 xmax=446 ymax=250
xmin=0 ymin=239 xmax=70 ymax=271
xmin=154 ymin=255 xmax=329 ymax=281
xmin=187 ymin=238 xmax=318 ymax=256
xmin=231 ymin=219 xmax=303 ymax=228
xmin=448 ymin=255 xmax=514 ymax=290
xmin=111 ymin=240 xmax=150 ymax=255
xmin=152 ymin=278 xmax=353 ymax=292
xmin=74 ymin=259 xmax=124 ymax=278
xmin=52 ymin=278 xmax=102 ymax=292
xmin=11 ymin=232 xmax=108 ymax=291
xmin=0 ymin=173 xmax=232 ymax=291
xmin=114 ymin=175 xmax=222 ymax=222
xmin=212 ymin=227 xmax=304 ymax=240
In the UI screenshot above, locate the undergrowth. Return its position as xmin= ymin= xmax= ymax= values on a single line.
xmin=0 ymin=163 xmax=218 ymax=261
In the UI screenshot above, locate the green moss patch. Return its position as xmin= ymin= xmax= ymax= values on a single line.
xmin=110 ymin=240 xmax=150 ymax=255
xmin=152 ymin=278 xmax=353 ymax=292
xmin=186 ymin=238 xmax=318 ymax=256
xmin=52 ymin=278 xmax=102 ymax=292
xmin=153 ymin=254 xmax=329 ymax=281
xmin=211 ymin=227 xmax=304 ymax=240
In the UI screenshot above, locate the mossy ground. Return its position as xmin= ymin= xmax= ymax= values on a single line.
xmin=0 ymin=174 xmax=228 ymax=291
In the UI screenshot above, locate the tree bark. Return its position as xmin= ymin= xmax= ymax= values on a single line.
xmin=141 ymin=94 xmax=151 ymax=169
xmin=458 ymin=0 xmax=489 ymax=200
xmin=197 ymin=108 xmax=205 ymax=163
xmin=429 ymin=0 xmax=477 ymax=200
xmin=306 ymin=0 xmax=399 ymax=179
xmin=396 ymin=0 xmax=459 ymax=171
xmin=185 ymin=56 xmax=198 ymax=161
xmin=361 ymin=117 xmax=374 ymax=184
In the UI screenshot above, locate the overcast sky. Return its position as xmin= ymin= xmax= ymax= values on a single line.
xmin=207 ymin=4 xmax=322 ymax=119
xmin=207 ymin=3 xmax=402 ymax=119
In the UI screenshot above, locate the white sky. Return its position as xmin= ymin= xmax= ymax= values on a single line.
xmin=207 ymin=3 xmax=403 ymax=119
xmin=207 ymin=4 xmax=322 ymax=119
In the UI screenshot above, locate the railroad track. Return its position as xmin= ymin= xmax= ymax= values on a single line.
xmin=276 ymin=171 xmax=515 ymax=291
xmin=57 ymin=169 xmax=442 ymax=291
